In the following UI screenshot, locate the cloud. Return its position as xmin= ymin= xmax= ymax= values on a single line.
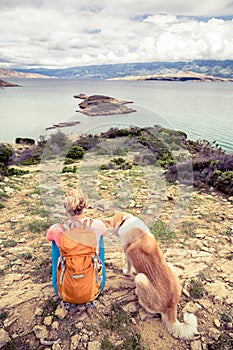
xmin=0 ymin=1 xmax=233 ymax=68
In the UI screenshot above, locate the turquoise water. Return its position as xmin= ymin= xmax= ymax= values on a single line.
xmin=1 ymin=78 xmax=232 ymax=152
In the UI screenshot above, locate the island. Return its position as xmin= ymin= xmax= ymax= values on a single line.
xmin=0 ymin=78 xmax=20 ymax=87
xmin=74 ymin=93 xmax=137 ymax=116
xmin=110 ymin=71 xmax=233 ymax=82
xmin=45 ymin=121 xmax=80 ymax=130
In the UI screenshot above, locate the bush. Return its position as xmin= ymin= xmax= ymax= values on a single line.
xmin=64 ymin=158 xmax=75 ymax=164
xmin=10 ymin=146 xmax=42 ymax=166
xmin=66 ymin=146 xmax=85 ymax=160
xmin=62 ymin=165 xmax=77 ymax=173
xmin=166 ymin=152 xmax=233 ymax=195
xmin=208 ymin=170 xmax=233 ymax=194
xmin=75 ymin=134 xmax=100 ymax=150
xmin=7 ymin=168 xmax=29 ymax=176
xmin=0 ymin=143 xmax=13 ymax=166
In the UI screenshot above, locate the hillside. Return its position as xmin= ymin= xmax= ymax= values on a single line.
xmin=11 ymin=59 xmax=233 ymax=79
xmin=0 ymin=69 xmax=57 ymax=79
xmin=0 ymin=162 xmax=232 ymax=349
xmin=0 ymin=134 xmax=232 ymax=349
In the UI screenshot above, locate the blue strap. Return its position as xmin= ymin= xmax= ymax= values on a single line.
xmin=99 ymin=235 xmax=106 ymax=292
xmin=51 ymin=241 xmax=60 ymax=294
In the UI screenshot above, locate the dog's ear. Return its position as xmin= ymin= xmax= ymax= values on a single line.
xmin=104 ymin=217 xmax=112 ymax=227
xmin=122 ymin=213 xmax=132 ymax=221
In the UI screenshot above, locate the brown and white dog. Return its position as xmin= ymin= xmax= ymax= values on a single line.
xmin=106 ymin=212 xmax=198 ymax=340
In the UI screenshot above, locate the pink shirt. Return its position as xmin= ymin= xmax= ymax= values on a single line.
xmin=46 ymin=218 xmax=107 ymax=247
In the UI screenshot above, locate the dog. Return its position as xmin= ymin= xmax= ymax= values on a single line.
xmin=106 ymin=212 xmax=198 ymax=340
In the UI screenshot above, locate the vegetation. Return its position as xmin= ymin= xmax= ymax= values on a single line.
xmin=150 ymin=219 xmax=176 ymax=241
xmin=1 ymin=126 xmax=232 ymax=196
xmin=101 ymin=303 xmax=145 ymax=350
xmin=188 ymin=279 xmax=206 ymax=299
xmin=65 ymin=145 xmax=85 ymax=160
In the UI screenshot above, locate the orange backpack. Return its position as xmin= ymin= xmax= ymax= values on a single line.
xmin=57 ymin=219 xmax=102 ymax=304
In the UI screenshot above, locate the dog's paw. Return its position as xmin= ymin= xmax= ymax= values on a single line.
xmin=123 ymin=268 xmax=130 ymax=276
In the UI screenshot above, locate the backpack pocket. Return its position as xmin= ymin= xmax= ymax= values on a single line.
xmin=57 ymin=255 xmax=101 ymax=304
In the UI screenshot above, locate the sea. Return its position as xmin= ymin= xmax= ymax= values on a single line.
xmin=1 ymin=78 xmax=232 ymax=153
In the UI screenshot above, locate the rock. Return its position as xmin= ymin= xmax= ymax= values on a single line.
xmin=182 ymin=302 xmax=201 ymax=314
xmin=44 ymin=315 xmax=53 ymax=326
xmin=190 ymin=340 xmax=202 ymax=350
xmin=208 ymin=327 xmax=221 ymax=340
xmin=33 ymin=325 xmax=49 ymax=339
xmin=0 ymin=328 xmax=10 ymax=348
xmin=88 ymin=340 xmax=102 ymax=350
xmin=52 ymin=341 xmax=62 ymax=350
xmin=35 ymin=307 xmax=43 ymax=316
xmin=214 ymin=319 xmax=221 ymax=328
xmin=70 ymin=334 xmax=80 ymax=350
xmin=55 ymin=306 xmax=67 ymax=319
xmin=52 ymin=321 xmax=59 ymax=330
xmin=122 ymin=302 xmax=138 ymax=313
xmin=205 ymin=281 xmax=230 ymax=299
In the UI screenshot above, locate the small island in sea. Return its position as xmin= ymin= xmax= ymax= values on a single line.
xmin=74 ymin=93 xmax=137 ymax=116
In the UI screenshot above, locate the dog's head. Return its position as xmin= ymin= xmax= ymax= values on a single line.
xmin=105 ymin=212 xmax=133 ymax=234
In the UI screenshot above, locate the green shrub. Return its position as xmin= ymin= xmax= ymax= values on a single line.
xmin=7 ymin=167 xmax=29 ymax=176
xmin=66 ymin=146 xmax=85 ymax=160
xmin=62 ymin=165 xmax=77 ymax=173
xmin=188 ymin=279 xmax=206 ymax=299
xmin=208 ymin=170 xmax=233 ymax=195
xmin=64 ymin=157 xmax=75 ymax=164
xmin=100 ymin=164 xmax=109 ymax=170
xmin=0 ymin=143 xmax=13 ymax=166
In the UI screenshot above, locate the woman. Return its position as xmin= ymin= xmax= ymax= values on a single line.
xmin=46 ymin=189 xmax=107 ymax=296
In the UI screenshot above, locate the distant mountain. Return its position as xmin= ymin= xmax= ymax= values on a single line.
xmin=0 ymin=68 xmax=57 ymax=79
xmin=12 ymin=60 xmax=233 ymax=79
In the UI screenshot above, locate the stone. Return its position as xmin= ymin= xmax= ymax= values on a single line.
xmin=35 ymin=307 xmax=43 ymax=316
xmin=55 ymin=306 xmax=67 ymax=319
xmin=0 ymin=329 xmax=10 ymax=348
xmin=44 ymin=315 xmax=53 ymax=326
xmin=70 ymin=334 xmax=80 ymax=350
xmin=190 ymin=340 xmax=202 ymax=350
xmin=122 ymin=302 xmax=138 ymax=313
xmin=52 ymin=321 xmax=59 ymax=330
xmin=88 ymin=341 xmax=101 ymax=350
xmin=33 ymin=325 xmax=49 ymax=339
xmin=214 ymin=319 xmax=221 ymax=328
xmin=52 ymin=341 xmax=62 ymax=350
xmin=182 ymin=302 xmax=201 ymax=314
xmin=205 ymin=281 xmax=230 ymax=299
xmin=208 ymin=327 xmax=221 ymax=340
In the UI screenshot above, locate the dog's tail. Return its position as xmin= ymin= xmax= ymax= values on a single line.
xmin=162 ymin=311 xmax=198 ymax=340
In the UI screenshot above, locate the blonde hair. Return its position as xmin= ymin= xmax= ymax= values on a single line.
xmin=64 ymin=189 xmax=86 ymax=215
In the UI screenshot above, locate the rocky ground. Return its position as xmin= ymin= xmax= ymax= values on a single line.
xmin=0 ymin=161 xmax=233 ymax=350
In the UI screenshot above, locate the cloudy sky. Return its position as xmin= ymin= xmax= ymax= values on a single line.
xmin=1 ymin=0 xmax=233 ymax=69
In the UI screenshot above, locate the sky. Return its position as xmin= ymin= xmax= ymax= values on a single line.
xmin=1 ymin=0 xmax=233 ymax=69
